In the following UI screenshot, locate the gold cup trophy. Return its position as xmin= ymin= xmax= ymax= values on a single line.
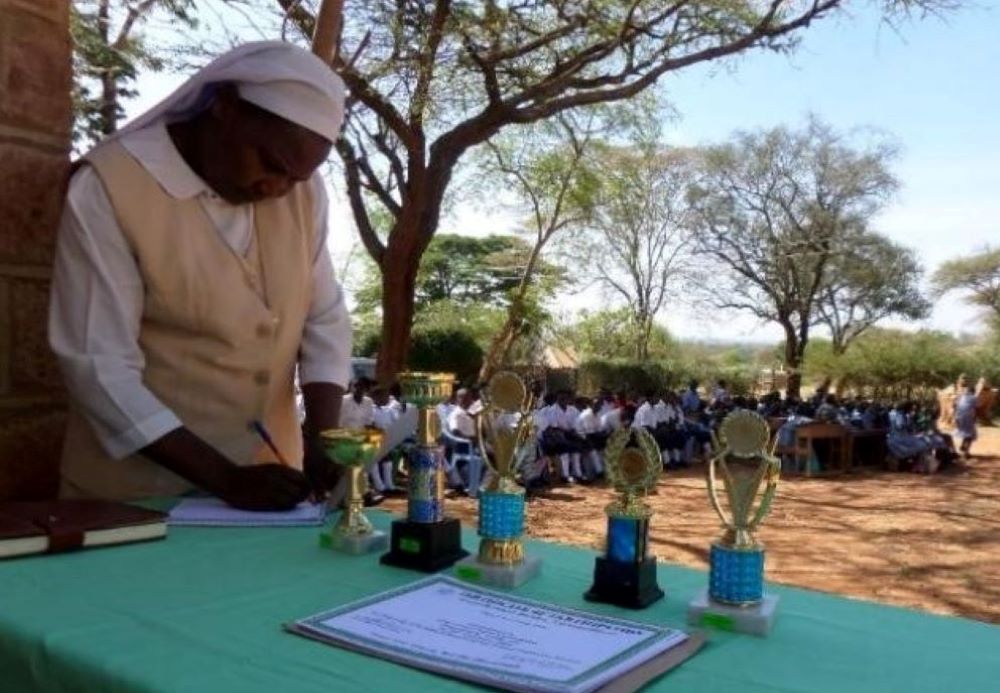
xmin=454 ymin=371 xmax=542 ymax=588
xmin=380 ymin=372 xmax=469 ymax=572
xmin=584 ymin=426 xmax=665 ymax=608
xmin=319 ymin=428 xmax=388 ymax=554
xmin=687 ymin=409 xmax=781 ymax=635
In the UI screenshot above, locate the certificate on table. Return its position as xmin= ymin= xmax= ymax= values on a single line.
xmin=287 ymin=576 xmax=695 ymax=693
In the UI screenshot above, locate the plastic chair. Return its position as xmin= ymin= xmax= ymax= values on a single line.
xmin=440 ymin=430 xmax=484 ymax=498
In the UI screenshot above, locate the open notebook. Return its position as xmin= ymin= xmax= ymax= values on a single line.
xmin=168 ymin=498 xmax=327 ymax=527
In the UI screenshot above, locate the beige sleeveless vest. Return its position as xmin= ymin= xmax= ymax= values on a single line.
xmin=60 ymin=141 xmax=315 ymax=500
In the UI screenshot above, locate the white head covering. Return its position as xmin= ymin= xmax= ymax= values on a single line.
xmin=113 ymin=41 xmax=345 ymax=143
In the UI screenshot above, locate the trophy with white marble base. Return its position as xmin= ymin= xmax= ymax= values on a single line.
xmin=454 ymin=371 xmax=541 ymax=588
xmin=319 ymin=428 xmax=388 ymax=554
xmin=381 ymin=372 xmax=469 ymax=572
xmin=584 ymin=427 xmax=664 ymax=609
xmin=687 ymin=410 xmax=781 ymax=636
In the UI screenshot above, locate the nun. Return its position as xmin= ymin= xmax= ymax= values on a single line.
xmin=50 ymin=42 xmax=351 ymax=510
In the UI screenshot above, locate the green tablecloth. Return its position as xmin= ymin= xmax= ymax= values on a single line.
xmin=1 ymin=510 xmax=996 ymax=693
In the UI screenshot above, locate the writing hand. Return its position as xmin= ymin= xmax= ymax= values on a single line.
xmin=219 ymin=464 xmax=310 ymax=511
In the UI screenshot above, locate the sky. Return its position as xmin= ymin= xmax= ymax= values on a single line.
xmin=126 ymin=2 xmax=1000 ymax=344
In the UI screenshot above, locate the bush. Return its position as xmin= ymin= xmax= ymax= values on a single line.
xmin=408 ymin=329 xmax=484 ymax=382
xmin=576 ymin=359 xmax=680 ymax=396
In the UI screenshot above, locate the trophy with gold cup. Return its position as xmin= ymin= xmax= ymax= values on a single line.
xmin=687 ymin=410 xmax=781 ymax=636
xmin=454 ymin=371 xmax=542 ymax=588
xmin=319 ymin=428 xmax=388 ymax=554
xmin=381 ymin=372 xmax=469 ymax=572
xmin=584 ymin=427 xmax=664 ymax=609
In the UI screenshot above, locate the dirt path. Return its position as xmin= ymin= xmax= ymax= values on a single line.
xmin=384 ymin=427 xmax=1000 ymax=623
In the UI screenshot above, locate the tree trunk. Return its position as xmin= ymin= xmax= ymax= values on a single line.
xmin=97 ymin=0 xmax=117 ymax=136
xmin=376 ymin=233 xmax=421 ymax=383
xmin=782 ymin=324 xmax=802 ymax=399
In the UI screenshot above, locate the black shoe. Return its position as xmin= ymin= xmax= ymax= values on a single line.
xmin=363 ymin=492 xmax=385 ymax=507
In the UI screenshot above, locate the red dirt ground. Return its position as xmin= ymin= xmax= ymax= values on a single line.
xmin=384 ymin=427 xmax=1000 ymax=623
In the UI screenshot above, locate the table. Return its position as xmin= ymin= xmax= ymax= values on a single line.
xmin=1 ymin=510 xmax=997 ymax=692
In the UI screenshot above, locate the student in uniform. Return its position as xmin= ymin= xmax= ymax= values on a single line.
xmin=340 ymin=378 xmax=375 ymax=429
xmin=49 ymin=42 xmax=351 ymax=510
xmin=575 ymin=397 xmax=606 ymax=479
xmin=369 ymin=386 xmax=402 ymax=495
xmin=446 ymin=388 xmax=484 ymax=496
xmin=954 ymin=384 xmax=979 ymax=459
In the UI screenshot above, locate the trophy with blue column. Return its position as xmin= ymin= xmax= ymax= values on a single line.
xmin=381 ymin=372 xmax=469 ymax=572
xmin=688 ymin=410 xmax=781 ymax=636
xmin=584 ymin=427 xmax=664 ymax=609
xmin=454 ymin=371 xmax=542 ymax=588
xmin=319 ymin=428 xmax=387 ymax=554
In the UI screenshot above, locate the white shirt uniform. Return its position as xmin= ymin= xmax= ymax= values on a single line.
xmin=436 ymin=402 xmax=456 ymax=431
xmin=576 ymin=408 xmax=604 ymax=436
xmin=340 ymin=395 xmax=375 ymax=429
xmin=601 ymin=408 xmax=623 ymax=431
xmin=548 ymin=405 xmax=580 ymax=431
xmin=372 ymin=404 xmax=397 ymax=431
xmin=633 ymin=401 xmax=657 ymax=429
xmin=447 ymin=406 xmax=476 ymax=439
xmin=49 ymin=124 xmax=352 ymax=459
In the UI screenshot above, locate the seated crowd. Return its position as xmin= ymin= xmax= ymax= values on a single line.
xmin=336 ymin=377 xmax=980 ymax=504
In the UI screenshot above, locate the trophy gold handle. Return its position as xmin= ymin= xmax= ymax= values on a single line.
xmin=746 ymin=458 xmax=780 ymax=532
xmin=706 ymin=455 xmax=736 ymax=531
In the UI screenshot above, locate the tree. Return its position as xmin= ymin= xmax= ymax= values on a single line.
xmin=477 ymin=111 xmax=598 ymax=380
xmin=556 ymin=308 xmax=678 ymax=362
xmin=353 ymin=232 xmax=564 ymax=314
xmin=932 ymin=246 xmax=1000 ymax=327
xmin=688 ymin=118 xmax=900 ymax=397
xmin=569 ymin=142 xmax=694 ymax=360
xmin=816 ymin=232 xmax=931 ymax=354
xmin=71 ymin=1 xmax=197 ymax=148
xmin=276 ymin=0 xmax=951 ymax=381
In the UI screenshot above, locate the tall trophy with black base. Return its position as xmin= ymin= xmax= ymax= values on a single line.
xmin=584 ymin=427 xmax=664 ymax=609
xmin=318 ymin=428 xmax=388 ymax=554
xmin=454 ymin=371 xmax=542 ymax=588
xmin=381 ymin=372 xmax=469 ymax=572
xmin=687 ymin=410 xmax=781 ymax=636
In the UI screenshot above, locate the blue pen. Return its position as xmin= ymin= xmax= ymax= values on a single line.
xmin=249 ymin=420 xmax=292 ymax=467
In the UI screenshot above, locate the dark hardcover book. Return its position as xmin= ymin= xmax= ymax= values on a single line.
xmin=0 ymin=500 xmax=167 ymax=559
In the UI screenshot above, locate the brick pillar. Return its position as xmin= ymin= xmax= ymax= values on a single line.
xmin=0 ymin=0 xmax=72 ymax=499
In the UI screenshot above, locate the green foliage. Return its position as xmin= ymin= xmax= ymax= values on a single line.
xmin=804 ymin=329 xmax=972 ymax=398
xmin=554 ymin=309 xmax=678 ymax=361
xmin=931 ymin=246 xmax=1000 ymax=323
xmin=354 ymin=234 xmax=564 ymax=315
xmin=71 ymin=0 xmax=196 ymax=148
xmin=360 ymin=328 xmax=484 ymax=384
xmin=576 ymin=360 xmax=679 ymax=397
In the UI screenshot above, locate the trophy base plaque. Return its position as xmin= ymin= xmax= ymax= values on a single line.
xmin=584 ymin=556 xmax=664 ymax=609
xmin=320 ymin=529 xmax=388 ymax=555
xmin=380 ymin=518 xmax=469 ymax=572
xmin=687 ymin=588 xmax=779 ymax=636
xmin=454 ymin=555 xmax=542 ymax=589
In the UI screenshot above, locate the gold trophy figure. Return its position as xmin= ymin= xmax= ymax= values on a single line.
xmin=688 ymin=409 xmax=781 ymax=635
xmin=454 ymin=371 xmax=542 ymax=588
xmin=584 ymin=427 xmax=665 ymax=609
xmin=319 ymin=428 xmax=388 ymax=554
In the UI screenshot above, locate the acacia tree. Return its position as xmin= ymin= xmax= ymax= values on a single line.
xmin=568 ymin=142 xmax=695 ymax=360
xmin=477 ymin=111 xmax=598 ymax=380
xmin=273 ymin=0 xmax=952 ymax=380
xmin=816 ymin=232 xmax=930 ymax=354
xmin=932 ymin=247 xmax=1000 ymax=326
xmin=688 ymin=118 xmax=900 ymax=397
xmin=71 ymin=0 xmax=197 ymax=147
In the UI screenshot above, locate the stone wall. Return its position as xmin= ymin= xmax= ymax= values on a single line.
xmin=0 ymin=0 xmax=72 ymax=499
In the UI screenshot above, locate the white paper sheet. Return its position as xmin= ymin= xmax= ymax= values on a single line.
xmin=167 ymin=498 xmax=326 ymax=527
xmin=289 ymin=576 xmax=689 ymax=693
